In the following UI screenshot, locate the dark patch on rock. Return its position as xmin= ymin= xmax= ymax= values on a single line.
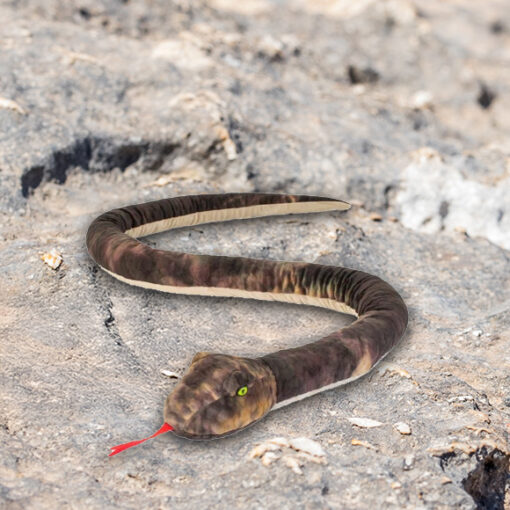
xmin=477 ymin=83 xmax=496 ymax=109
xmin=21 ymin=165 xmax=45 ymax=197
xmin=227 ymin=116 xmax=244 ymax=154
xmin=408 ymin=110 xmax=428 ymax=131
xmin=229 ymin=80 xmax=242 ymax=96
xmin=347 ymin=65 xmax=380 ymax=84
xmin=439 ymin=200 xmax=449 ymax=219
xmin=78 ymin=7 xmax=91 ymax=20
xmin=490 ymin=21 xmax=505 ymax=34
xmin=383 ymin=184 xmax=396 ymax=209
xmin=21 ymin=136 xmax=179 ymax=197
xmin=439 ymin=451 xmax=457 ymax=471
xmin=246 ymin=164 xmax=256 ymax=180
xmin=104 ymin=308 xmax=115 ymax=329
xmin=462 ymin=448 xmax=509 ymax=510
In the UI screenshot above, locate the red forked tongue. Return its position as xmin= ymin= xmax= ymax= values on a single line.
xmin=109 ymin=423 xmax=173 ymax=457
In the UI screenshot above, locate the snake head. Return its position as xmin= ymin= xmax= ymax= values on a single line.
xmin=164 ymin=352 xmax=277 ymax=439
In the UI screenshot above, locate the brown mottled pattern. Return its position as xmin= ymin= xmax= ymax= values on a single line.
xmin=261 ymin=266 xmax=407 ymax=402
xmin=86 ymin=193 xmax=408 ymax=438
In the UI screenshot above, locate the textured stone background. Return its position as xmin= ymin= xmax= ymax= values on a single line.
xmin=1 ymin=1 xmax=509 ymax=508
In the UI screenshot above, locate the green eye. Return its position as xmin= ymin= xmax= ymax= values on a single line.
xmin=237 ymin=385 xmax=248 ymax=396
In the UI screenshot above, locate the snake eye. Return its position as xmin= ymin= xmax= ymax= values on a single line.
xmin=237 ymin=385 xmax=248 ymax=396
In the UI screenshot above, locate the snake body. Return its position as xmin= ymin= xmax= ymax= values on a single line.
xmin=87 ymin=193 xmax=407 ymax=441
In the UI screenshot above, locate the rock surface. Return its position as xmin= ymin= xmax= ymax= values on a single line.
xmin=1 ymin=1 xmax=509 ymax=509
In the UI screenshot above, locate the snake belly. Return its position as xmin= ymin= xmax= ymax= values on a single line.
xmin=87 ymin=193 xmax=408 ymax=440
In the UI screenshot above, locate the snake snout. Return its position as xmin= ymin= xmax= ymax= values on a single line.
xmin=163 ymin=352 xmax=277 ymax=439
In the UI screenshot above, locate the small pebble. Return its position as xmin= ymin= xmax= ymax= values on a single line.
xmin=251 ymin=436 xmax=326 ymax=472
xmin=411 ymin=90 xmax=433 ymax=109
xmin=352 ymin=84 xmax=366 ymax=95
xmin=296 ymin=451 xmax=327 ymax=465
xmin=241 ymin=479 xmax=260 ymax=489
xmin=41 ymin=250 xmax=63 ymax=270
xmin=351 ymin=438 xmax=377 ymax=451
xmin=380 ymin=365 xmax=412 ymax=379
xmin=281 ymin=455 xmax=303 ymax=475
xmin=348 ymin=417 xmax=384 ymax=428
xmin=160 ymin=369 xmax=180 ymax=378
xmin=403 ymin=454 xmax=415 ymax=471
xmin=369 ymin=213 xmax=383 ymax=222
xmin=0 ymin=97 xmax=26 ymax=114
xmin=441 ymin=476 xmax=452 ymax=485
xmin=258 ymin=34 xmax=284 ymax=59
xmin=471 ymin=329 xmax=483 ymax=338
xmin=394 ymin=422 xmax=411 ymax=435
xmin=249 ymin=442 xmax=280 ymax=459
xmin=289 ymin=437 xmax=326 ymax=457
xmin=217 ymin=126 xmax=237 ymax=160
xmin=267 ymin=437 xmax=290 ymax=448
xmin=261 ymin=451 xmax=279 ymax=466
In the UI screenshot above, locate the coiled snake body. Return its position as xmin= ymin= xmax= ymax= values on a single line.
xmin=86 ymin=193 xmax=407 ymax=454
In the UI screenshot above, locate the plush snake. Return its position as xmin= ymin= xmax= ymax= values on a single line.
xmin=86 ymin=193 xmax=408 ymax=456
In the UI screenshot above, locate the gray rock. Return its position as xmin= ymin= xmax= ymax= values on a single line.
xmin=395 ymin=148 xmax=510 ymax=250
xmin=0 ymin=1 xmax=509 ymax=509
